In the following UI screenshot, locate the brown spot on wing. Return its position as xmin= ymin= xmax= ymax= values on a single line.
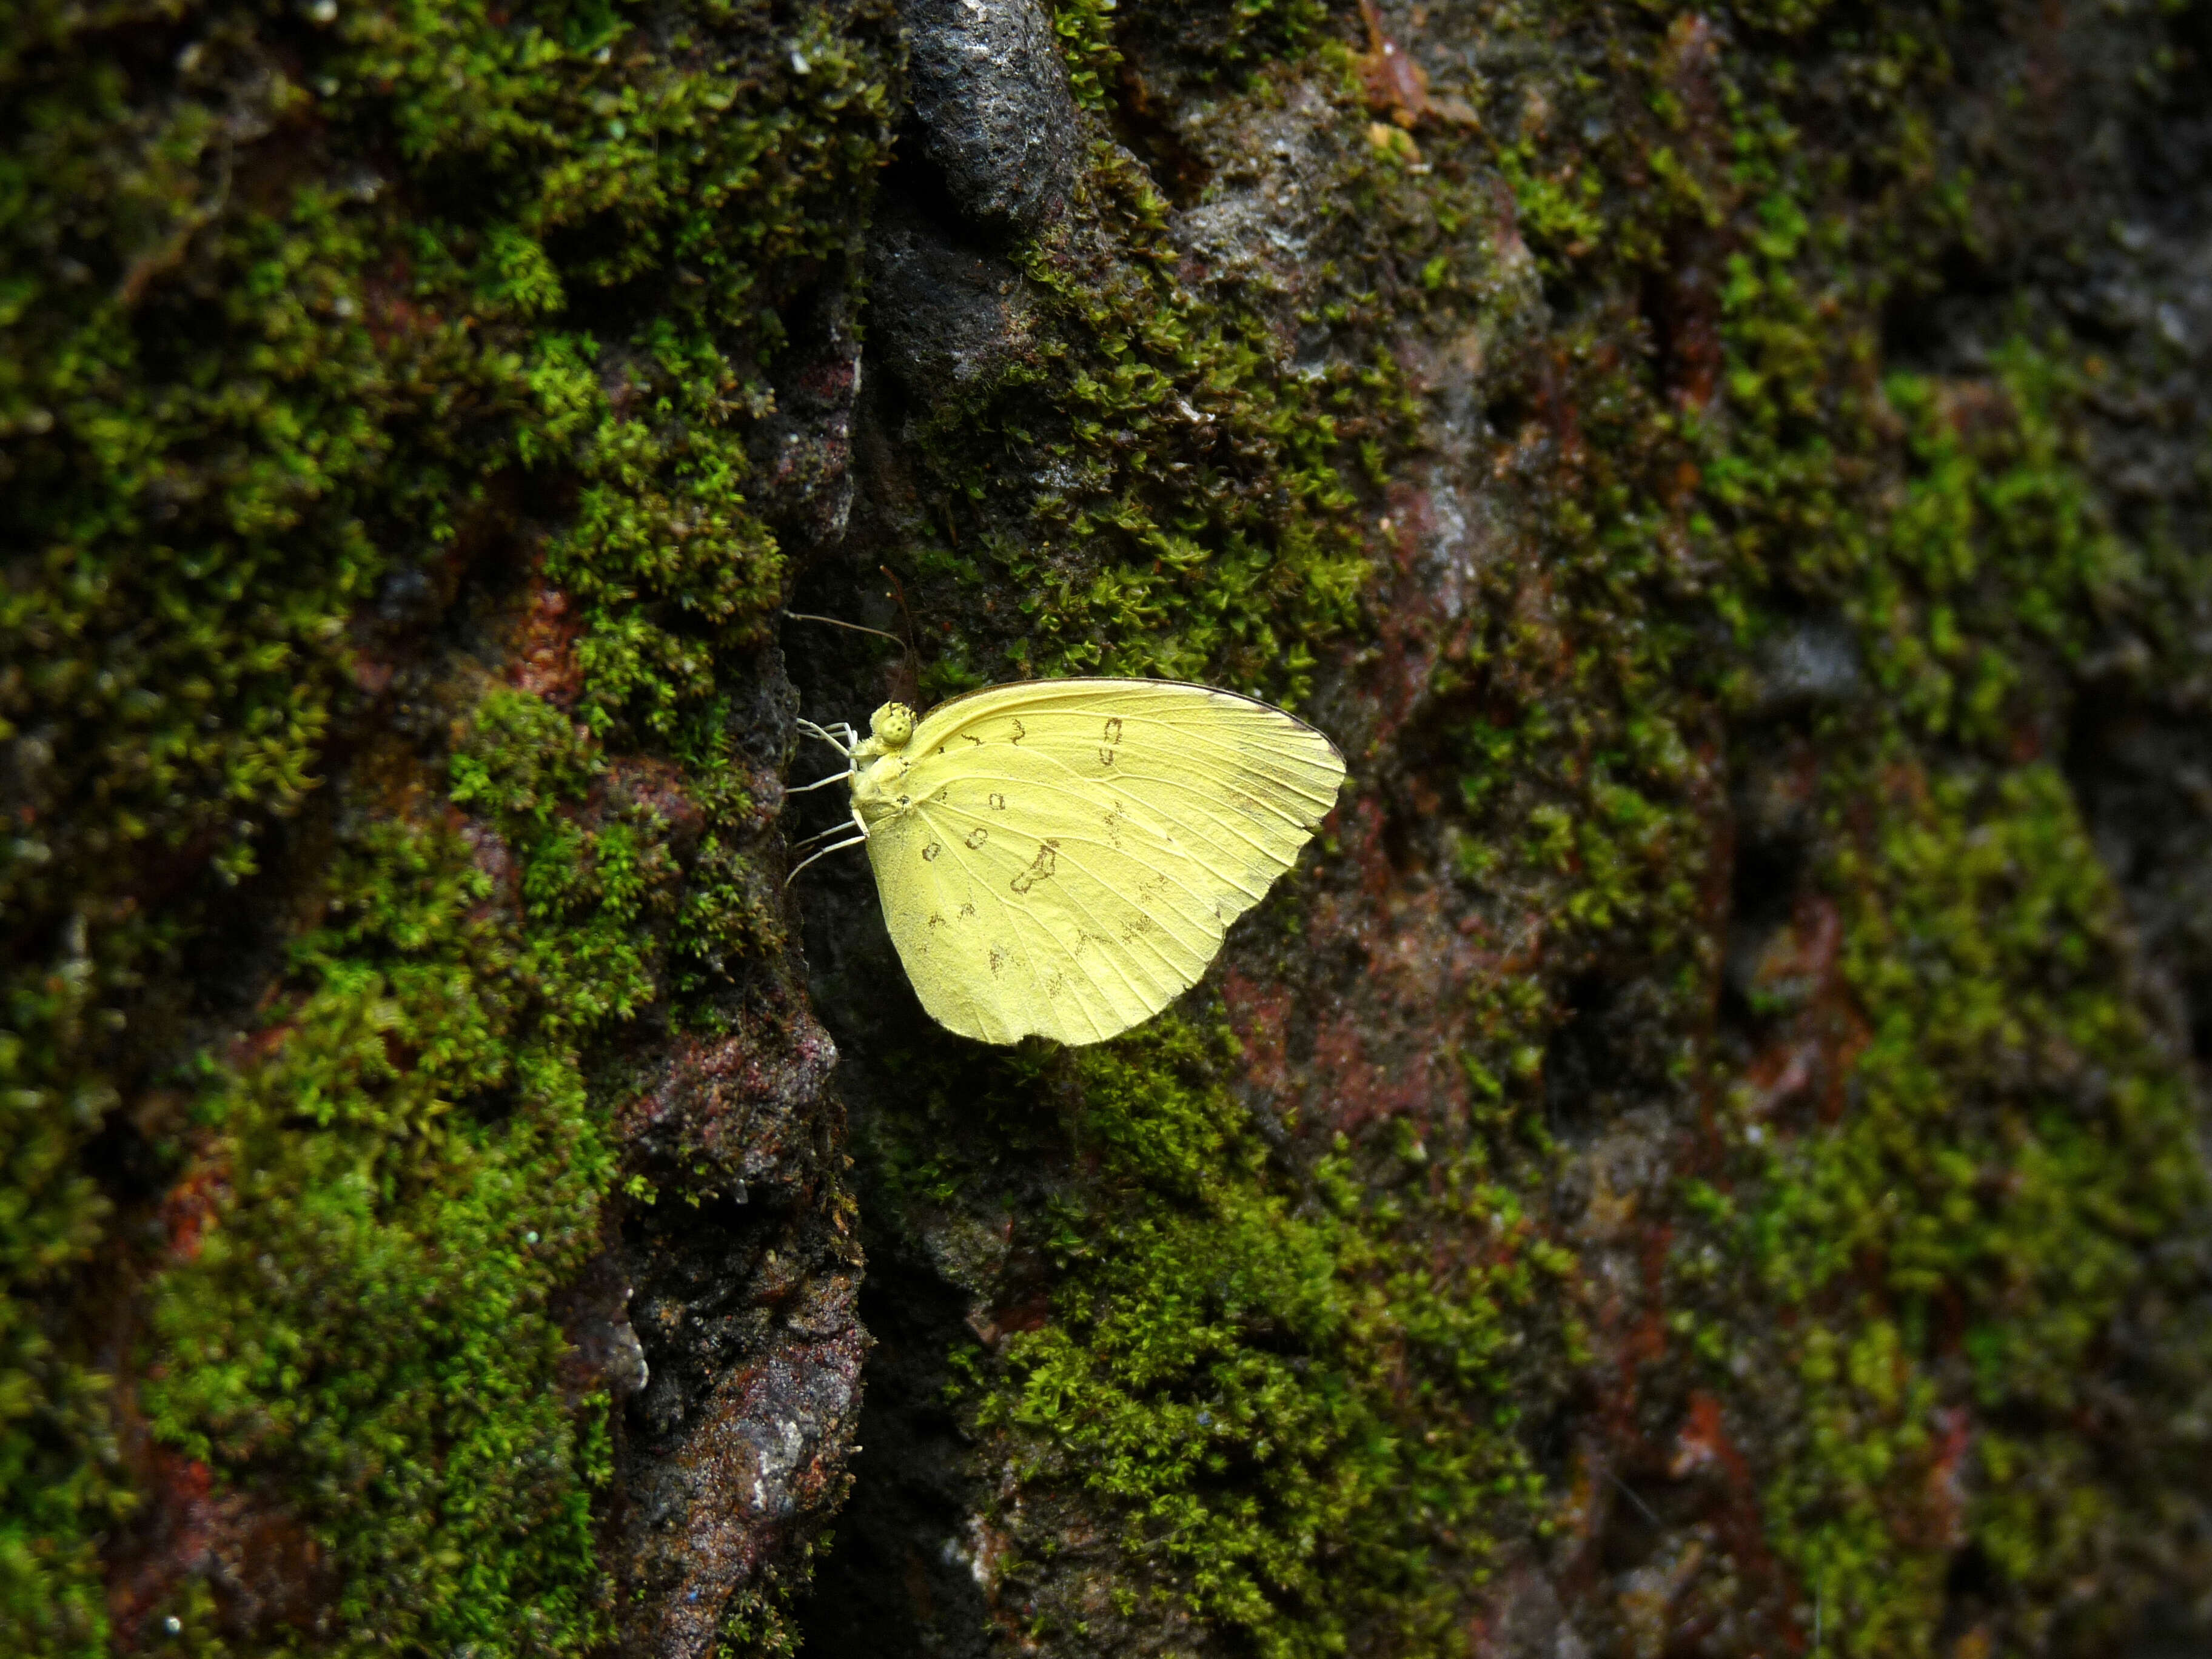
xmin=1010 ymin=839 xmax=1059 ymax=895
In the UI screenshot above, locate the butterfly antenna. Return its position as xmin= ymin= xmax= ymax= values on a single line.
xmin=785 ymin=611 xmax=908 ymax=647
xmin=879 ymin=566 xmax=922 ymax=704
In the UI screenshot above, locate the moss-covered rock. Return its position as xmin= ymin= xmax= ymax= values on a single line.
xmin=5 ymin=0 xmax=2209 ymax=1655
xmin=3 ymin=0 xmax=890 ymax=1650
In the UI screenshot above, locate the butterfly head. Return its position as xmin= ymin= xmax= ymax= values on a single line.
xmin=851 ymin=703 xmax=919 ymax=824
xmin=870 ymin=702 xmax=916 ymax=750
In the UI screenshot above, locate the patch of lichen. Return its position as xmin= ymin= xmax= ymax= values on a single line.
xmin=1 ymin=0 xmax=893 ymax=1647
xmin=866 ymin=1011 xmax=1575 ymax=1659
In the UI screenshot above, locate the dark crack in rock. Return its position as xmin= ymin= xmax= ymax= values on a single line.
xmin=866 ymin=207 xmax=1039 ymax=408
xmin=612 ymin=996 xmax=867 ymax=1659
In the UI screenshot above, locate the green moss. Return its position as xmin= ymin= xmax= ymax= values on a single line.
xmin=11 ymin=0 xmax=2210 ymax=1651
xmin=1413 ymin=0 xmax=2212 ymax=1644
xmin=1732 ymin=759 xmax=2204 ymax=1655
xmin=1706 ymin=289 xmax=2205 ymax=1651
xmin=893 ymin=136 xmax=1393 ymax=706
xmin=883 ymin=0 xmax=2207 ymax=1646
xmin=1047 ymin=0 xmax=1127 ymax=111
xmin=144 ymin=795 xmax=622 ymax=1655
xmin=1863 ymin=343 xmax=2134 ymax=746
xmin=1 ymin=0 xmax=893 ymax=1647
xmin=1609 ymin=8 xmax=2208 ymax=1651
xmin=888 ymin=1013 xmax=1576 ymax=1658
xmin=1098 ymin=0 xmax=1332 ymax=87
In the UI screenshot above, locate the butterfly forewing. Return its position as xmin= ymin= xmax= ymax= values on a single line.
xmin=869 ymin=680 xmax=1346 ymax=1045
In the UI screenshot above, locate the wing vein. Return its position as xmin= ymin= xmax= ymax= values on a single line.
xmin=940 ymin=743 xmax=1297 ymax=898
xmin=925 ymin=798 xmax=1238 ymax=936
xmin=920 ymin=804 xmax=1128 ymax=1042
xmin=927 ymin=806 xmax=1201 ymax=1022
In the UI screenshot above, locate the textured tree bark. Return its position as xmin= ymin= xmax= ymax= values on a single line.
xmin=3 ymin=0 xmax=2210 ymax=1657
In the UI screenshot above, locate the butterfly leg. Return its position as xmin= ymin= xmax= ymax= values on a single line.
xmin=784 ymin=829 xmax=870 ymax=885
xmin=788 ymin=720 xmax=860 ymax=795
xmin=796 ymin=718 xmax=854 ymax=756
xmin=788 ymin=817 xmax=866 ymax=850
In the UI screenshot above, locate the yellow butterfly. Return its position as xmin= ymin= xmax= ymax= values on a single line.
xmin=788 ymin=679 xmax=1347 ymax=1046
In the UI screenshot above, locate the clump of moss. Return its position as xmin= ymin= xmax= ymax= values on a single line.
xmin=144 ymin=787 xmax=624 ymax=1655
xmin=1862 ymin=343 xmax=2133 ymax=748
xmin=890 ymin=135 xmax=1389 ymax=705
xmin=1061 ymin=0 xmax=1332 ymax=98
xmin=1732 ymin=756 xmax=2208 ymax=1657
xmin=1318 ymin=0 xmax=2212 ymax=1646
xmin=1587 ymin=4 xmax=2212 ymax=1650
xmin=1 ymin=0 xmax=894 ymax=1648
xmin=871 ymin=1013 xmax=1574 ymax=1658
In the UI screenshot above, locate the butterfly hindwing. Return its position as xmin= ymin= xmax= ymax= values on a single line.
xmin=868 ymin=680 xmax=1345 ymax=1045
xmin=868 ymin=744 xmax=1222 ymax=1044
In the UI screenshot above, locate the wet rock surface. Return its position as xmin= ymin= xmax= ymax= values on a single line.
xmin=900 ymin=0 xmax=1081 ymax=238
xmin=614 ymin=1001 xmax=865 ymax=1659
xmin=866 ymin=205 xmax=1041 ymax=410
